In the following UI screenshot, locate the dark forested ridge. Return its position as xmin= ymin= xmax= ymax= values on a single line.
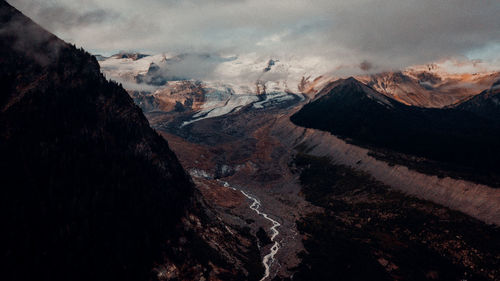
xmin=0 ymin=1 xmax=194 ymax=280
xmin=291 ymin=77 xmax=500 ymax=186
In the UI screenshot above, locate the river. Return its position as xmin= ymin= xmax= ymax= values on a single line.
xmin=220 ymin=181 xmax=281 ymax=281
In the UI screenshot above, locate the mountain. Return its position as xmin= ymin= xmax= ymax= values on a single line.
xmin=356 ymin=66 xmax=500 ymax=108
xmin=112 ymin=52 xmax=150 ymax=60
xmin=94 ymin=54 xmax=108 ymax=61
xmin=456 ymin=79 xmax=500 ymax=120
xmin=0 ymin=2 xmax=233 ymax=281
xmin=291 ymin=77 xmax=500 ymax=186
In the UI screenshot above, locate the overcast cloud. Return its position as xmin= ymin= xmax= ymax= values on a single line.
xmin=8 ymin=0 xmax=500 ymax=74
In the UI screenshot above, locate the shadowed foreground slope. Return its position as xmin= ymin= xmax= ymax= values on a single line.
xmin=0 ymin=1 xmax=194 ymax=280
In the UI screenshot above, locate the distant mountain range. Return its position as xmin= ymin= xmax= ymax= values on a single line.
xmin=291 ymin=77 xmax=500 ymax=186
xmin=98 ymin=50 xmax=500 ymax=125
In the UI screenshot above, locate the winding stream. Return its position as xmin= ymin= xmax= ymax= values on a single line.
xmin=221 ymin=181 xmax=281 ymax=281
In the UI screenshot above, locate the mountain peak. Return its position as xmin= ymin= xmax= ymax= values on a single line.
xmin=112 ymin=52 xmax=149 ymax=60
xmin=337 ymin=77 xmax=378 ymax=92
xmin=341 ymin=76 xmax=364 ymax=87
xmin=345 ymin=76 xmax=359 ymax=82
xmin=326 ymin=77 xmax=396 ymax=108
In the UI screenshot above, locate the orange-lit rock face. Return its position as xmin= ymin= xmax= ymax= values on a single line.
xmin=356 ymin=68 xmax=500 ymax=108
xmin=152 ymin=81 xmax=206 ymax=112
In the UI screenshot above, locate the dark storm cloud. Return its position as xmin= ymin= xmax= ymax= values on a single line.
xmin=7 ymin=0 xmax=500 ymax=74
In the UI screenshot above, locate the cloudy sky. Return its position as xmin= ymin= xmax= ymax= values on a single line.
xmin=8 ymin=0 xmax=500 ymax=74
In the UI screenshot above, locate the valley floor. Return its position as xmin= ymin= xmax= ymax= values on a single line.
xmin=154 ymin=105 xmax=317 ymax=279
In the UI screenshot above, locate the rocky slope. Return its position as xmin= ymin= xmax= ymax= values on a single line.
xmin=0 ymin=2 xmax=262 ymax=281
xmin=290 ymin=153 xmax=500 ymax=280
xmin=274 ymin=114 xmax=500 ymax=226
